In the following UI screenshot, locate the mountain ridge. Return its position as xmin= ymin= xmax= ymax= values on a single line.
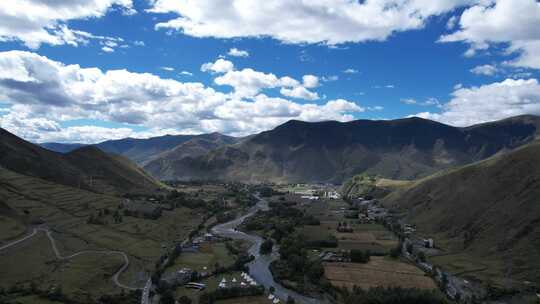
xmin=0 ymin=128 xmax=161 ymax=195
xmin=144 ymin=115 xmax=540 ymax=183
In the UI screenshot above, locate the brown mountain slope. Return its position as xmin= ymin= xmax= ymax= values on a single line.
xmin=143 ymin=133 xmax=239 ymax=180
xmin=382 ymin=140 xmax=540 ymax=286
xmin=151 ymin=115 xmax=540 ymax=183
xmin=0 ymin=128 xmax=160 ymax=195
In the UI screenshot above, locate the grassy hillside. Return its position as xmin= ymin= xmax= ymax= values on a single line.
xmin=0 ymin=128 xmax=161 ymax=195
xmin=340 ymin=174 xmax=413 ymax=199
xmin=383 ymin=140 xmax=540 ymax=287
xmin=0 ymin=166 xmax=204 ymax=301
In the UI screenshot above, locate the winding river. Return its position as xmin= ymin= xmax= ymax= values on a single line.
xmin=211 ymin=195 xmax=326 ymax=304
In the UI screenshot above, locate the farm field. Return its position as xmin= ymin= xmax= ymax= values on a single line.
xmin=299 ymin=221 xmax=398 ymax=253
xmin=165 ymin=242 xmax=236 ymax=274
xmin=324 ymin=257 xmax=437 ymax=290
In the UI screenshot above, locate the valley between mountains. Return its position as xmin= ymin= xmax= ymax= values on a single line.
xmin=1 ymin=115 xmax=539 ymax=304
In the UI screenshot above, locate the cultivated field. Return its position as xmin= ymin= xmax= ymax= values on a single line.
xmin=300 ymin=221 xmax=398 ymax=253
xmin=166 ymin=242 xmax=235 ymax=274
xmin=324 ymin=257 xmax=437 ymax=290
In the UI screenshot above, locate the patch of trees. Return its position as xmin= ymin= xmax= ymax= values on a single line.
xmin=271 ymin=233 xmax=331 ymax=293
xmin=199 ymin=286 xmax=264 ymax=304
xmin=305 ymin=235 xmax=338 ymax=249
xmin=344 ymin=211 xmax=360 ymax=219
xmin=260 ymin=238 xmax=274 ymax=255
xmin=341 ymin=286 xmax=448 ymax=304
xmin=349 ymin=249 xmax=371 ymax=263
xmin=99 ymin=290 xmax=142 ymax=304
xmin=216 ymin=211 xmax=237 ymax=224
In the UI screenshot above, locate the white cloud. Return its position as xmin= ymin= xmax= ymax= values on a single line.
xmin=343 ymin=68 xmax=359 ymax=74
xmin=302 ymin=75 xmax=319 ymax=88
xmin=470 ymin=64 xmax=498 ymax=76
xmin=446 ymin=15 xmax=458 ymax=30
xmin=179 ymin=70 xmax=193 ymax=76
xmin=402 ymin=97 xmax=441 ymax=106
xmin=0 ymin=51 xmax=363 ymax=142
xmin=440 ymin=0 xmax=540 ymax=69
xmin=401 ymin=98 xmax=418 ymax=105
xmin=134 ymin=40 xmax=145 ymax=46
xmin=101 ymin=46 xmax=114 ymax=53
xmin=280 ymin=87 xmax=319 ymax=100
xmin=201 ymin=58 xmax=234 ymax=73
xmin=204 ymin=59 xmax=319 ymax=100
xmin=415 ymin=78 xmax=540 ymax=126
xmin=227 ymin=48 xmax=249 ymax=57
xmin=148 ymin=0 xmax=477 ymax=45
xmin=161 ymin=66 xmax=175 ymax=71
xmin=322 ymin=75 xmax=339 ymax=82
xmin=0 ymin=0 xmax=134 ymax=49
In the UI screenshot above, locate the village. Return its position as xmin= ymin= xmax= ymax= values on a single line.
xmin=124 ymin=182 xmax=494 ymax=304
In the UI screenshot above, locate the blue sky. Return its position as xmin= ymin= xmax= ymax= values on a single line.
xmin=0 ymin=0 xmax=539 ymax=143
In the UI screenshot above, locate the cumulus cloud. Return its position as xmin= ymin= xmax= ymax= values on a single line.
xmin=201 ymin=58 xmax=234 ymax=73
xmin=440 ymin=0 xmax=540 ymax=69
xmin=203 ymin=59 xmax=320 ymax=100
xmin=280 ymin=87 xmax=319 ymax=100
xmin=148 ymin=0 xmax=476 ymax=45
xmin=302 ymin=75 xmax=319 ymax=88
xmin=343 ymin=68 xmax=359 ymax=74
xmin=415 ymin=78 xmax=540 ymax=126
xmin=0 ymin=0 xmax=135 ymax=49
xmin=227 ymin=48 xmax=249 ymax=57
xmin=0 ymin=51 xmax=363 ymax=142
xmin=470 ymin=64 xmax=498 ymax=76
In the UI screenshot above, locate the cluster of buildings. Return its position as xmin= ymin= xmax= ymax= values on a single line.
xmin=267 ymin=293 xmax=282 ymax=303
xmin=218 ymin=272 xmax=258 ymax=289
xmin=319 ymin=250 xmax=350 ymax=262
xmin=352 ymin=198 xmax=389 ymax=223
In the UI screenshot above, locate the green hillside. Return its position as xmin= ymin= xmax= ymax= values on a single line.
xmin=383 ymin=140 xmax=540 ymax=287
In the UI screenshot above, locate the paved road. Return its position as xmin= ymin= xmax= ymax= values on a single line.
xmin=212 ymin=196 xmax=326 ymax=304
xmin=0 ymin=226 xmax=138 ymax=291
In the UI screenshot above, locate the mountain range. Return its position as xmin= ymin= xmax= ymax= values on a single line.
xmin=39 ymin=115 xmax=540 ymax=184
xmin=141 ymin=115 xmax=540 ymax=183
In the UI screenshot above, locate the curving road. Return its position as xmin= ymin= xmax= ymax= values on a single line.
xmin=212 ymin=195 xmax=326 ymax=304
xmin=0 ymin=226 xmax=138 ymax=291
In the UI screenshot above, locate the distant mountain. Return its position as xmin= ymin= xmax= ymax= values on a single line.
xmin=94 ymin=134 xmax=199 ymax=165
xmin=41 ymin=133 xmax=240 ymax=167
xmin=143 ymin=133 xmax=240 ymax=180
xmin=382 ymin=139 xmax=540 ymax=286
xmin=41 ymin=142 xmax=86 ymax=153
xmin=154 ymin=115 xmax=540 ymax=183
xmin=0 ymin=128 xmax=160 ymax=195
